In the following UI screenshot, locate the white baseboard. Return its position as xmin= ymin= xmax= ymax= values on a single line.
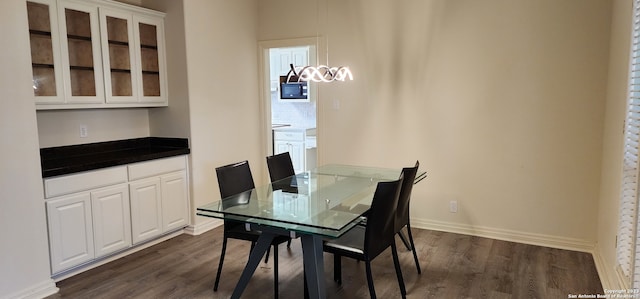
xmin=411 ymin=218 xmax=595 ymax=253
xmin=5 ymin=279 xmax=58 ymax=299
xmin=591 ymin=245 xmax=617 ymax=291
xmin=184 ymin=218 xmax=222 ymax=236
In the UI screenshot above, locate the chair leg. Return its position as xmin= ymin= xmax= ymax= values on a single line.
xmin=406 ymin=223 xmax=422 ymax=274
xmin=273 ymin=245 xmax=279 ymax=299
xmin=365 ymin=261 xmax=377 ymax=299
xmin=333 ymin=254 xmax=342 ymax=284
xmin=303 ymin=264 xmax=309 ymax=299
xmin=213 ymin=237 xmax=228 ymax=291
xmin=265 ymin=246 xmax=271 ymax=263
xmin=397 ymin=229 xmax=412 ymax=251
xmin=391 ymin=241 xmax=407 ymax=298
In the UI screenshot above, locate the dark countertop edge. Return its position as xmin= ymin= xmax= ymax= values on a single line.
xmin=40 ymin=137 xmax=188 ymax=160
xmin=41 ymin=137 xmax=190 ymax=178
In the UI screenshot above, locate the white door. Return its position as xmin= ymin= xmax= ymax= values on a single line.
xmin=259 ymin=38 xmax=319 ymax=179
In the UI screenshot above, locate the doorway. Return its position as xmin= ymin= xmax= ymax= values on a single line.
xmin=259 ymin=38 xmax=319 ymax=176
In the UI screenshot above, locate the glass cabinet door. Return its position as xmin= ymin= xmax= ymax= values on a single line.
xmin=134 ymin=15 xmax=167 ymax=103
xmin=58 ymin=0 xmax=104 ymax=103
xmin=27 ymin=0 xmax=64 ymax=104
xmin=99 ymin=8 xmax=138 ymax=103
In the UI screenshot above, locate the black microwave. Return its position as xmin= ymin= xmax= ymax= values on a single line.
xmin=280 ymin=81 xmax=308 ymax=100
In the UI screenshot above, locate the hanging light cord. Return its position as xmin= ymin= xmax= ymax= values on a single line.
xmin=286 ymin=0 xmax=353 ymax=83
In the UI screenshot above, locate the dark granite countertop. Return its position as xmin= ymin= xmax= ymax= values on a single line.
xmin=41 ymin=137 xmax=190 ymax=178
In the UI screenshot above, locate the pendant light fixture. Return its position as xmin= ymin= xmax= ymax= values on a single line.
xmin=286 ymin=0 xmax=353 ymax=83
xmin=286 ymin=64 xmax=353 ymax=83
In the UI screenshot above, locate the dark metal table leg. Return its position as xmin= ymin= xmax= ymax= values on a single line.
xmin=230 ymin=232 xmax=275 ymax=299
xmin=301 ymin=234 xmax=326 ymax=299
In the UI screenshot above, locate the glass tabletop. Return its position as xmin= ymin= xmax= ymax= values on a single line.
xmin=197 ymin=164 xmax=426 ymax=238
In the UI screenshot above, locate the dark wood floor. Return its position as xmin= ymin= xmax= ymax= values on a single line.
xmin=46 ymin=226 xmax=603 ymax=298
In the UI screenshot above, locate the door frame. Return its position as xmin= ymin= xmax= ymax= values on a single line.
xmin=257 ymin=37 xmax=321 ymax=181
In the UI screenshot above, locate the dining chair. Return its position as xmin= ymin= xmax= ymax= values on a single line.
xmin=396 ymin=161 xmax=422 ymax=274
xmin=214 ymin=160 xmax=289 ymax=298
xmin=266 ymin=152 xmax=296 ymax=182
xmin=266 ymin=152 xmax=297 ymax=248
xmin=323 ymin=176 xmax=407 ymax=299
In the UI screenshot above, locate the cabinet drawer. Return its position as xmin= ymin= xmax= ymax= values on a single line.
xmin=274 ymin=131 xmax=304 ymax=141
xmin=44 ymin=166 xmax=128 ymax=198
xmin=128 ymin=156 xmax=186 ymax=181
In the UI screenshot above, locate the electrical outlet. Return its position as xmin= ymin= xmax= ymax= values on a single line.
xmin=449 ymin=200 xmax=458 ymax=213
xmin=79 ymin=125 xmax=88 ymax=138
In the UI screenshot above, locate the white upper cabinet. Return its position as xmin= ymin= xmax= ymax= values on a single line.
xmin=133 ymin=14 xmax=167 ymax=104
xmin=58 ymin=0 xmax=105 ymax=105
xmin=26 ymin=0 xmax=168 ymax=109
xmin=26 ymin=0 xmax=65 ymax=104
xmin=99 ymin=7 xmax=138 ymax=103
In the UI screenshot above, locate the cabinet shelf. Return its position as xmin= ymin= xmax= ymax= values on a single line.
xmin=140 ymin=44 xmax=158 ymax=50
xmin=30 ymin=29 xmax=52 ymax=37
xmin=33 ymin=63 xmax=55 ymax=69
xmin=70 ymin=65 xmax=94 ymax=71
xmin=67 ymin=34 xmax=92 ymax=41
xmin=111 ymin=68 xmax=131 ymax=73
xmin=108 ymin=40 xmax=129 ymax=46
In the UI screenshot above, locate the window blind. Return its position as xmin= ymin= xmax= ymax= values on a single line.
xmin=617 ymin=0 xmax=640 ymax=288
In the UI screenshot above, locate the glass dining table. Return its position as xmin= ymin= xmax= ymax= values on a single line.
xmin=197 ymin=164 xmax=427 ymax=299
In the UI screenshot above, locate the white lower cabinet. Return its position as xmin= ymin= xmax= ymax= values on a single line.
xmin=275 ymin=140 xmax=305 ymax=173
xmin=129 ymin=177 xmax=163 ymax=243
xmin=44 ymin=155 xmax=189 ymax=275
xmin=46 ymin=192 xmax=95 ymax=274
xmin=91 ymin=184 xmax=131 ymax=257
xmin=161 ymin=171 xmax=189 ymax=232
xmin=47 ymin=183 xmax=131 ymax=273
xmin=128 ymin=157 xmax=189 ymax=244
xmin=274 ymin=131 xmax=306 ymax=174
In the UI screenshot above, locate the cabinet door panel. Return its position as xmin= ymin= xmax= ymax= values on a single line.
xmin=100 ymin=8 xmax=138 ymax=103
xmin=129 ymin=177 xmax=162 ymax=244
xmin=288 ymin=141 xmax=305 ymax=173
xmin=46 ymin=192 xmax=94 ymax=273
xmin=27 ymin=0 xmax=65 ymax=103
xmin=133 ymin=15 xmax=166 ymax=103
xmin=274 ymin=141 xmax=290 ymax=155
xmin=274 ymin=141 xmax=305 ymax=173
xmin=58 ymin=0 xmax=104 ymax=103
xmin=91 ymin=184 xmax=132 ymax=257
xmin=161 ymin=171 xmax=189 ymax=231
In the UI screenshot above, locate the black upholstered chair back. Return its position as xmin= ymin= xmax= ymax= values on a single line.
xmin=364 ymin=176 xmax=404 ymax=259
xmin=266 ymin=152 xmax=296 ymax=183
xmin=396 ymin=161 xmax=419 ymax=232
xmin=216 ymin=160 xmax=255 ymax=199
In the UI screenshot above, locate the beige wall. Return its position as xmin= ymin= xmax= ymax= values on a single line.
xmin=143 ymin=0 xmax=192 ymax=140
xmin=180 ymin=0 xmax=261 ymax=227
xmin=0 ymin=0 xmax=57 ymax=297
xmin=597 ymin=0 xmax=633 ymax=289
xmin=259 ymin=0 xmax=611 ymax=247
xmin=37 ymin=109 xmax=150 ymax=147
